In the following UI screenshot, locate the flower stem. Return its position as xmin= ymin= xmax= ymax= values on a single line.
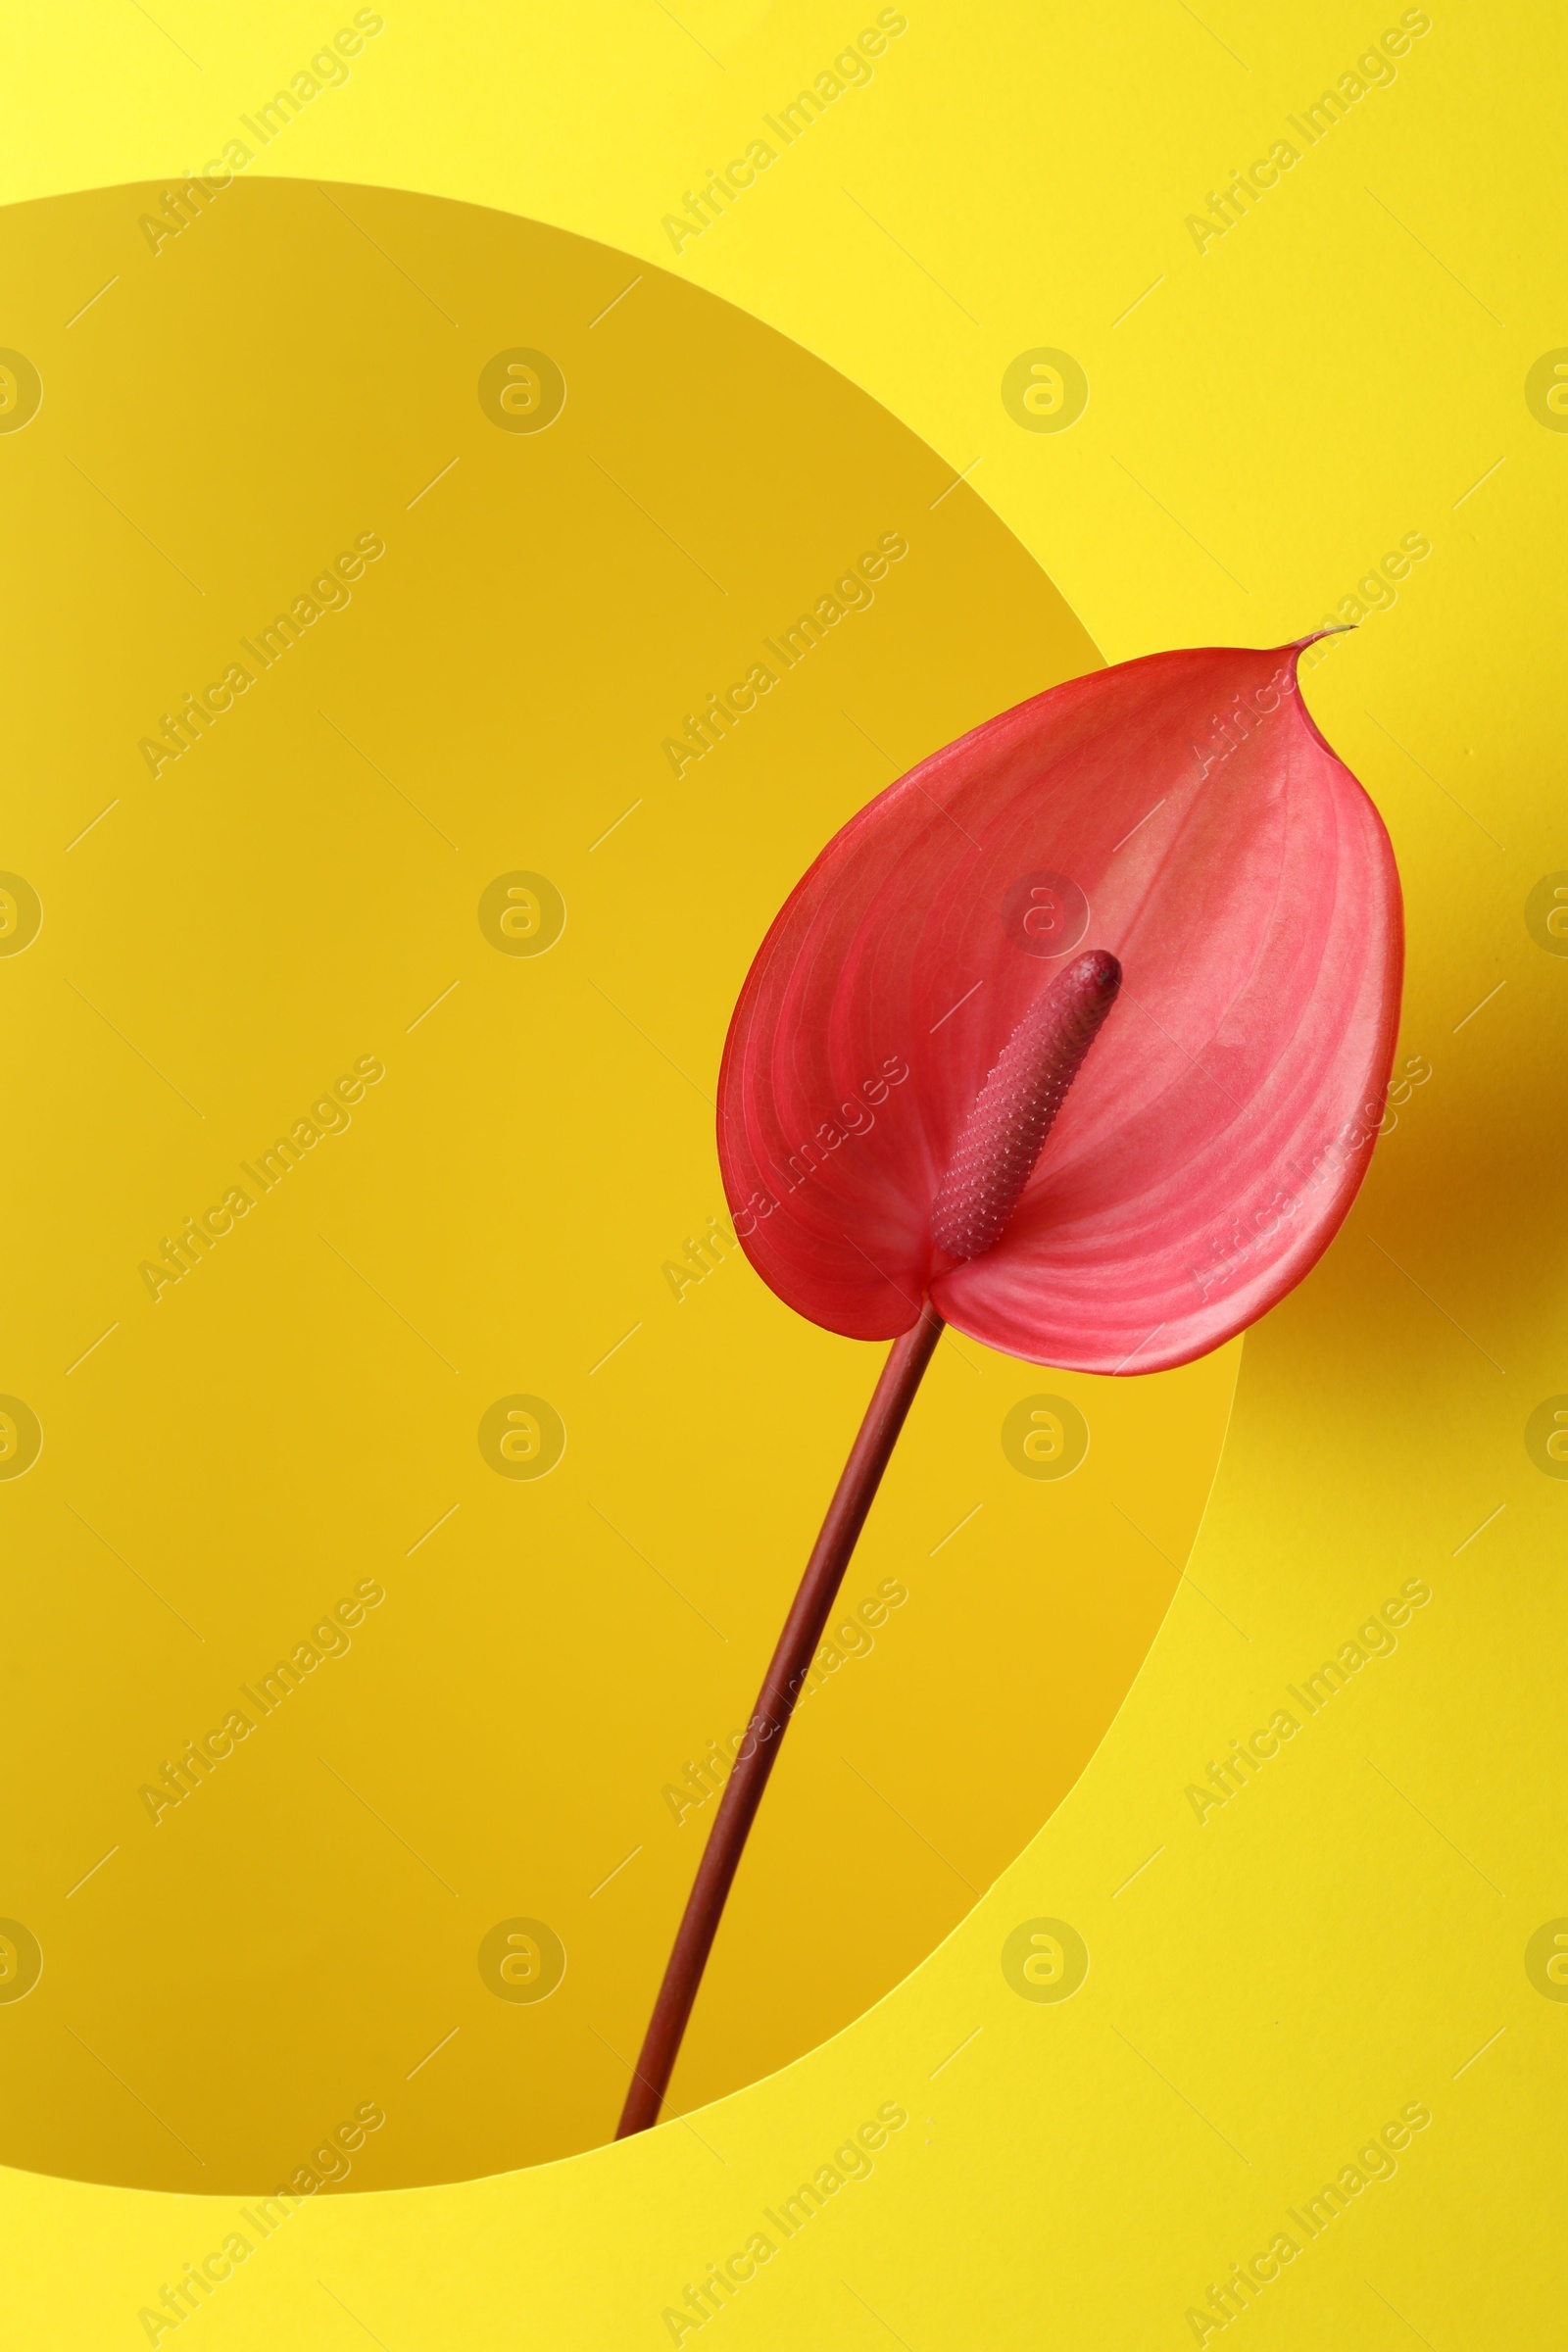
xmin=616 ymin=1298 xmax=947 ymax=2137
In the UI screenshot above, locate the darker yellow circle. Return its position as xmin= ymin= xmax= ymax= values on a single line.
xmin=0 ymin=178 xmax=1239 ymax=2200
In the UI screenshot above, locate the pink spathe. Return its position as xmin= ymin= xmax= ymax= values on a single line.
xmin=717 ymin=641 xmax=1402 ymax=1371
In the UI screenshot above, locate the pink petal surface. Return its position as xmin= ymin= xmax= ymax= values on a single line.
xmin=717 ymin=643 xmax=1402 ymax=1373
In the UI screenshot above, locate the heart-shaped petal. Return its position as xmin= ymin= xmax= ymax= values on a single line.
xmin=717 ymin=642 xmax=1402 ymax=1371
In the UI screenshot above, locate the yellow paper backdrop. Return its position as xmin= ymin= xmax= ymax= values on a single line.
xmin=0 ymin=1 xmax=1562 ymax=2344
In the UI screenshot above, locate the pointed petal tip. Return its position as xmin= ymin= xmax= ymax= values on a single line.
xmin=1289 ymin=624 xmax=1356 ymax=652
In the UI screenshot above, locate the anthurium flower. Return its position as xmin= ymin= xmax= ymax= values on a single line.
xmin=717 ymin=640 xmax=1402 ymax=1373
xmin=618 ymin=641 xmax=1401 ymax=2137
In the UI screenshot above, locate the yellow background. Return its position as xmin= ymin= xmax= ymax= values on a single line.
xmin=0 ymin=1 xmax=1563 ymax=2344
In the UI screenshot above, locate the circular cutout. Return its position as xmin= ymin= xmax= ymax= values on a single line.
xmin=0 ymin=177 xmax=1249 ymax=2196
